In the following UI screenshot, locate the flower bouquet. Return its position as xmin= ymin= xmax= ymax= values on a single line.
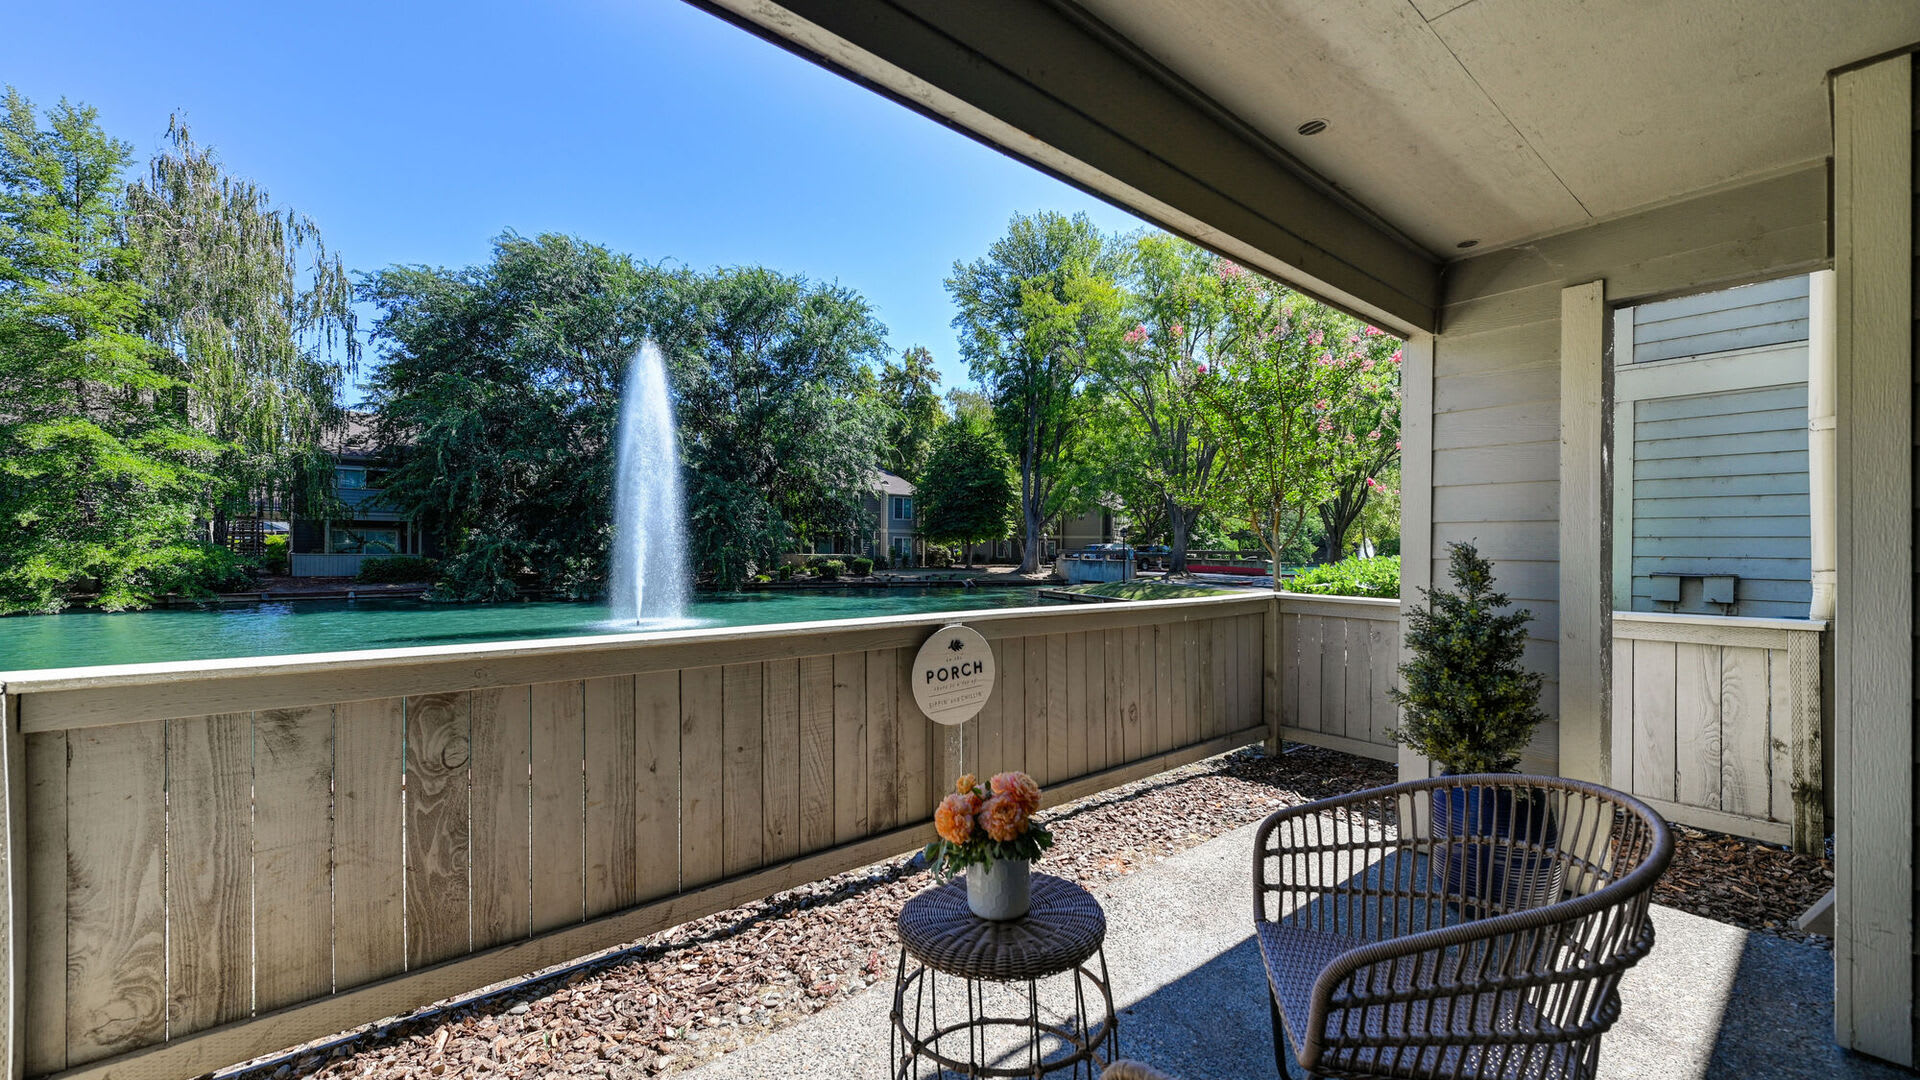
xmin=924 ymin=771 xmax=1054 ymax=920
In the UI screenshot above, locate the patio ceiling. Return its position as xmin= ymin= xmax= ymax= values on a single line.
xmin=691 ymin=0 xmax=1920 ymax=332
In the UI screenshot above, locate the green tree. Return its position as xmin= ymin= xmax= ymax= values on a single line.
xmin=1312 ymin=328 xmax=1401 ymax=561
xmin=877 ymin=345 xmax=943 ymax=478
xmin=1098 ymin=233 xmax=1231 ymax=572
xmin=0 ymin=89 xmax=228 ymax=613
xmin=916 ymin=416 xmax=1016 ymax=567
xmin=1390 ymin=542 xmax=1547 ymax=773
xmin=1195 ymin=267 xmax=1375 ymax=586
xmin=654 ymin=266 xmax=889 ymax=586
xmin=947 ymin=211 xmax=1124 ymax=572
xmin=363 ymin=233 xmax=650 ymax=600
xmin=127 ymin=118 xmax=358 ymax=539
xmin=366 ymin=242 xmax=891 ymax=595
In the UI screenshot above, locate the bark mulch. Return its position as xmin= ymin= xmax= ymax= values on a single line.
xmin=216 ymin=745 xmax=1828 ymax=1080
xmin=1651 ymin=822 xmax=1833 ymax=947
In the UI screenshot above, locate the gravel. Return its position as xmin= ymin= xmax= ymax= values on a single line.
xmin=212 ymin=744 xmax=1825 ymax=1080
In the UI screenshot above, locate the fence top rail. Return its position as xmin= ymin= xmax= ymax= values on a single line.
xmin=1612 ymin=610 xmax=1829 ymax=634
xmin=3 ymin=592 xmax=1273 ymax=732
xmin=1275 ymin=593 xmax=1403 ymax=616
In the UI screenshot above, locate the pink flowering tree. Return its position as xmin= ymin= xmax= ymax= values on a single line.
xmin=1194 ymin=269 xmax=1388 ymax=583
xmin=1085 ymin=233 xmax=1231 ymax=572
xmin=1313 ymin=328 xmax=1402 ymax=561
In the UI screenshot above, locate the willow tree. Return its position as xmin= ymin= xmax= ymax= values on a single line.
xmin=128 ymin=118 xmax=357 ymax=540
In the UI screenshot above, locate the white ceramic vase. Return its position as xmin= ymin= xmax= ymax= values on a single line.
xmin=966 ymin=857 xmax=1032 ymax=920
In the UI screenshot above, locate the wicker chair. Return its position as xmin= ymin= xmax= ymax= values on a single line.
xmin=1254 ymin=775 xmax=1672 ymax=1080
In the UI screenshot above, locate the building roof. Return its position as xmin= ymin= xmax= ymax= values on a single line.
xmin=323 ymin=411 xmax=381 ymax=458
xmin=876 ymin=469 xmax=914 ymax=496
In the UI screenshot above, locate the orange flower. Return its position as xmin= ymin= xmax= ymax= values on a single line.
xmin=990 ymin=772 xmax=1041 ymax=816
xmin=954 ymin=773 xmax=977 ymax=795
xmin=980 ymin=793 xmax=1029 ymax=843
xmin=936 ymin=791 xmax=981 ymax=845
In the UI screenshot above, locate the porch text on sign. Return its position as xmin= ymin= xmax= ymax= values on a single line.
xmin=911 ymin=623 xmax=996 ymax=726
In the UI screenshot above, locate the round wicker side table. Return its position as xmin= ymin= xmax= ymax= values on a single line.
xmin=890 ymin=872 xmax=1117 ymax=1079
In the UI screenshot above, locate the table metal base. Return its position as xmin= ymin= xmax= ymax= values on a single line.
xmin=889 ymin=946 xmax=1118 ymax=1079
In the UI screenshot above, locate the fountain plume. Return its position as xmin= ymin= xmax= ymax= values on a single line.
xmin=609 ymin=343 xmax=688 ymax=625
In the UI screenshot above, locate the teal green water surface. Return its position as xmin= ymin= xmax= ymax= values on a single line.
xmin=0 ymin=588 xmax=1060 ymax=672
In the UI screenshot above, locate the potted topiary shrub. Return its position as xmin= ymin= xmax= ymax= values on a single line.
xmin=1390 ymin=541 xmax=1557 ymax=913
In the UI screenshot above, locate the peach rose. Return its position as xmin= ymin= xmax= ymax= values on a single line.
xmin=954 ymin=773 xmax=977 ymax=795
xmin=980 ymin=793 xmax=1029 ymax=843
xmin=936 ymin=791 xmax=981 ymax=845
xmin=990 ymin=772 xmax=1041 ymax=816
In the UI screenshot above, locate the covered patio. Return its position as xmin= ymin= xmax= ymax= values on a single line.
xmin=6 ymin=2 xmax=1920 ymax=1078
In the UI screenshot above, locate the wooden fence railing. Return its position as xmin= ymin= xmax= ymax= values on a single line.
xmin=1610 ymin=611 xmax=1825 ymax=850
xmin=1273 ymin=594 xmax=1402 ymax=761
xmin=0 ymin=594 xmax=1271 ymax=1080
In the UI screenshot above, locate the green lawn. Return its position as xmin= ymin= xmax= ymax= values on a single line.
xmin=1056 ymin=580 xmax=1247 ymax=600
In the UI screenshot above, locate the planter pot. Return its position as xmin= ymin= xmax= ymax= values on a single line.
xmin=966 ymin=857 xmax=1032 ymax=920
xmin=1431 ymin=778 xmax=1564 ymax=916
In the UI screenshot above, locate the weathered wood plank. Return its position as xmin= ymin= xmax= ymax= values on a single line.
xmin=531 ymin=681 xmax=585 ymax=932
xmin=831 ymin=653 xmax=867 ymax=844
xmin=165 ymin=713 xmax=252 ymax=1037
xmin=796 ymin=657 xmax=835 ymax=851
xmin=976 ymin=639 xmax=1004 ymax=778
xmin=1610 ymin=640 xmax=1636 ymax=792
xmin=1118 ymin=626 xmax=1139 ymax=765
xmin=863 ymin=650 xmax=898 ymax=834
xmin=1213 ymin=616 xmax=1233 ymax=740
xmin=1293 ymin=615 xmax=1322 ymax=733
xmin=633 ymin=671 xmax=680 ymax=902
xmin=1025 ymin=636 xmax=1049 ymax=781
xmin=1045 ymin=634 xmax=1068 ymax=786
xmin=1630 ymin=642 xmax=1678 ymax=801
xmin=65 ymin=722 xmax=166 ymax=1063
xmin=1785 ymin=631 xmax=1822 ymax=852
xmin=1368 ymin=620 xmax=1398 ymax=747
xmin=407 ymin=692 xmax=471 ymax=967
xmin=1673 ymin=643 xmax=1723 ymax=809
xmin=1000 ymin=637 xmax=1026 ymax=776
xmin=585 ymin=675 xmax=638 ymax=917
xmin=469 ymin=686 xmax=531 ymax=950
xmin=895 ymin=648 xmax=929 ymax=822
xmin=761 ymin=660 xmax=802 ymax=865
xmin=333 ymin=698 xmax=405 ymax=990
xmin=1242 ymin=613 xmax=1262 ymax=736
xmin=722 ymin=663 xmax=766 ymax=877
xmin=23 ymin=729 xmax=67 ymax=1075
xmin=1717 ymin=646 xmax=1771 ymax=819
xmin=679 ymin=666 xmax=725 ymax=890
xmin=1067 ymin=633 xmax=1088 ymax=778
xmin=1155 ymin=622 xmax=1174 ymax=755
xmin=1104 ymin=629 xmax=1124 ymax=767
xmin=1319 ymin=615 xmax=1347 ymax=738
xmin=1344 ymin=616 xmax=1372 ymax=745
xmin=252 ymin=706 xmax=335 ymax=1011
xmin=1087 ymin=631 xmax=1109 ymax=773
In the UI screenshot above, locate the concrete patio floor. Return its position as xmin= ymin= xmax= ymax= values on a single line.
xmin=687 ymin=816 xmax=1905 ymax=1080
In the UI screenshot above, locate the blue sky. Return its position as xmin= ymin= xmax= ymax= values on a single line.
xmin=0 ymin=0 xmax=1148 ymax=397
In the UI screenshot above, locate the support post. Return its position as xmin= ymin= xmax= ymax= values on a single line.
xmin=1831 ymin=51 xmax=1913 ymax=1067
xmin=1396 ymin=332 xmax=1434 ymax=785
xmin=1 ymin=693 xmax=23 ymax=1080
xmin=1558 ymin=281 xmax=1609 ymax=784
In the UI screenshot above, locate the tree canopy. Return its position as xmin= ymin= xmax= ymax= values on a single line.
xmin=947 ymin=211 xmax=1124 ymax=571
xmin=915 ymin=415 xmax=1017 ymax=566
xmin=0 ymin=89 xmax=348 ymax=613
xmin=365 ymin=239 xmax=891 ymax=596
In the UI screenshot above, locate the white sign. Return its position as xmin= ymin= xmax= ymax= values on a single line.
xmin=912 ymin=623 xmax=996 ymax=726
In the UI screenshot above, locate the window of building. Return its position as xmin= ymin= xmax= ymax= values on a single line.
xmin=891 ymin=536 xmax=911 ymax=556
xmin=335 ymin=466 xmax=368 ymax=489
xmin=891 ymin=495 xmax=912 ymax=520
xmin=329 ymin=527 xmax=401 ymax=555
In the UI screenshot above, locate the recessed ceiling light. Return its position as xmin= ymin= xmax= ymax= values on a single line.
xmin=1456 ymin=239 xmax=1479 ymax=249
xmin=1296 ymin=118 xmax=1329 ymax=136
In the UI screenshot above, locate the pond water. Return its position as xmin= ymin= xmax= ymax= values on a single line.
xmin=0 ymin=588 xmax=1062 ymax=672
